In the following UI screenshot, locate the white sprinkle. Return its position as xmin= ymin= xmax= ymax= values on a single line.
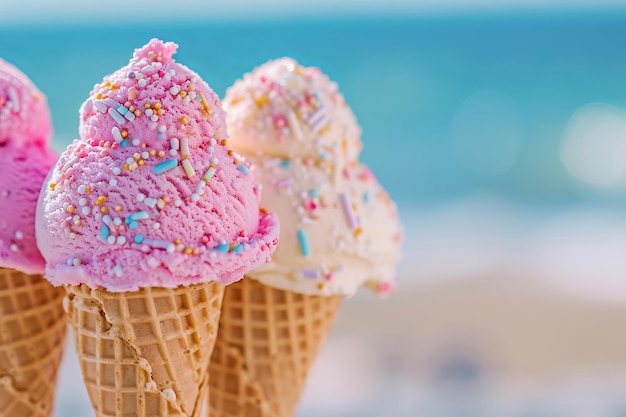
xmin=208 ymin=146 xmax=214 ymax=154
xmin=156 ymin=199 xmax=166 ymax=210
xmin=150 ymin=114 xmax=158 ymax=122
xmin=145 ymin=109 xmax=154 ymax=117
xmin=170 ymin=137 xmax=180 ymax=151
xmin=136 ymin=193 xmax=145 ymax=202
xmin=138 ymin=79 xmax=147 ymax=88
xmin=210 ymin=157 xmax=218 ymax=165
xmin=82 ymin=206 xmax=90 ymax=215
xmin=14 ymin=230 xmax=23 ymax=240
xmin=109 ymin=179 xmax=118 ymax=186
xmin=136 ymin=72 xmax=144 ymax=80
xmin=191 ymin=193 xmax=200 ymax=202
xmin=141 ymin=151 xmax=150 ymax=159
xmin=113 ymin=217 xmax=122 ymax=226
xmin=126 ymin=157 xmax=135 ymax=165
xmin=144 ymin=198 xmax=157 ymax=208
xmin=174 ymin=199 xmax=183 ymax=207
xmin=117 ymin=236 xmax=127 ymax=245
xmin=141 ymin=64 xmax=153 ymax=72
xmin=107 ymin=236 xmax=116 ymax=244
xmin=180 ymin=137 xmax=190 ymax=158
xmin=93 ymin=100 xmax=108 ymax=113
xmin=169 ymin=85 xmax=180 ymax=95
xmin=112 ymin=167 xmax=121 ymax=175
xmin=111 ymin=126 xmax=124 ymax=142
xmin=183 ymin=95 xmax=191 ymax=105
xmin=69 ymin=233 xmax=76 ymax=239
xmin=195 ymin=181 xmax=206 ymax=194
xmin=132 ymin=139 xmax=141 ymax=146
xmin=113 ymin=264 xmax=123 ymax=277
xmin=108 ymin=107 xmax=125 ymax=124
xmin=10 ymin=244 xmax=18 ymax=252
xmin=7 ymin=87 xmax=19 ymax=112
xmin=287 ymin=111 xmax=303 ymax=141
xmin=153 ymin=222 xmax=161 ymax=230
xmin=166 ymin=244 xmax=175 ymax=253
xmin=102 ymin=215 xmax=112 ymax=226
xmin=158 ymin=125 xmax=167 ymax=133
xmin=73 ymin=215 xmax=80 ymax=222
xmin=209 ymin=138 xmax=217 ymax=146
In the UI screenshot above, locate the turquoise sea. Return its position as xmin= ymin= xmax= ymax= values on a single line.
xmin=4 ymin=12 xmax=626 ymax=209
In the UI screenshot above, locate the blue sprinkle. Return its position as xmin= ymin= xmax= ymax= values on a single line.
xmin=232 ymin=244 xmax=243 ymax=253
xmin=134 ymin=234 xmax=144 ymax=244
xmin=117 ymin=105 xmax=129 ymax=115
xmin=153 ymin=159 xmax=178 ymax=175
xmin=120 ymin=140 xmax=129 ymax=148
xmin=280 ymin=160 xmax=291 ymax=168
xmin=309 ymin=189 xmax=318 ymax=197
xmin=214 ymin=244 xmax=230 ymax=253
xmin=124 ymin=111 xmax=136 ymax=122
xmin=129 ymin=221 xmax=139 ymax=229
xmin=297 ymin=229 xmax=309 ymax=257
xmin=66 ymin=258 xmax=73 ymax=266
xmin=363 ymin=191 xmax=370 ymax=204
xmin=237 ymin=163 xmax=249 ymax=175
xmin=100 ymin=225 xmax=110 ymax=239
xmin=128 ymin=72 xmax=136 ymax=79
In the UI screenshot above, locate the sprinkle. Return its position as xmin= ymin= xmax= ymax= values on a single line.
xmin=302 ymin=269 xmax=319 ymax=278
xmin=10 ymin=244 xmax=18 ymax=252
xmin=108 ymin=107 xmax=125 ymax=124
xmin=113 ymin=217 xmax=122 ymax=226
xmin=94 ymin=196 xmax=106 ymax=206
xmin=107 ymin=236 xmax=116 ymax=244
xmin=14 ymin=231 xmax=23 ymax=240
xmin=202 ymin=167 xmax=216 ymax=183
xmin=195 ymin=181 xmax=206 ymax=194
xmin=180 ymin=138 xmax=190 ymax=158
xmin=128 ymin=211 xmax=149 ymax=221
xmin=144 ymin=198 xmax=158 ymax=208
xmin=141 ymin=151 xmax=149 ymax=159
xmin=170 ymin=138 xmax=180 ymax=152
xmin=81 ymin=206 xmax=90 ymax=215
xmin=287 ymin=111 xmax=303 ymax=140
xmin=134 ymin=234 xmax=144 ymax=244
xmin=129 ymin=221 xmax=139 ymax=229
xmin=100 ymin=225 xmax=110 ymax=239
xmin=169 ymin=85 xmax=180 ymax=95
xmin=232 ymin=244 xmax=243 ymax=254
xmin=102 ymin=215 xmax=112 ymax=226
xmin=138 ymin=79 xmax=147 ymax=88
xmin=156 ymin=199 xmax=166 ymax=210
xmin=297 ymin=229 xmax=310 ymax=256
xmin=109 ymin=179 xmax=118 ymax=186
xmin=180 ymin=116 xmax=188 ymax=125
xmin=124 ymin=111 xmax=136 ymax=121
xmin=132 ymin=138 xmax=141 ymax=146
xmin=182 ymin=159 xmax=196 ymax=178
xmin=93 ymin=101 xmax=108 ymax=113
xmin=112 ymin=167 xmax=121 ymax=175
xmin=117 ymin=236 xmax=127 ymax=245
xmin=174 ymin=199 xmax=183 ymax=207
xmin=117 ymin=105 xmax=128 ymax=115
xmin=153 ymin=222 xmax=161 ymax=230
xmin=153 ymin=159 xmax=178 ymax=174
xmin=309 ymin=189 xmax=318 ymax=197
xmin=339 ymin=193 xmax=357 ymax=229
xmin=214 ymin=244 xmax=230 ymax=253
xmin=113 ymin=264 xmax=123 ymax=277
xmin=143 ymin=238 xmax=174 ymax=251
xmin=280 ymin=160 xmax=291 ymax=168
xmin=191 ymin=193 xmax=200 ymax=202
xmin=237 ymin=163 xmax=249 ymax=175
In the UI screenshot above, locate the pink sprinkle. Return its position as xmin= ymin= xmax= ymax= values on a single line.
xmin=305 ymin=201 xmax=316 ymax=210
xmin=90 ymin=140 xmax=99 ymax=147
xmin=77 ymin=151 xmax=89 ymax=158
xmin=273 ymin=114 xmax=287 ymax=129
xmin=379 ymin=282 xmax=395 ymax=294
xmin=128 ymin=87 xmax=138 ymax=100
xmin=343 ymin=167 xmax=351 ymax=179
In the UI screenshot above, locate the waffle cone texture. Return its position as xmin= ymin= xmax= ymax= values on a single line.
xmin=0 ymin=268 xmax=67 ymax=417
xmin=64 ymin=281 xmax=224 ymax=417
xmin=208 ymin=278 xmax=341 ymax=417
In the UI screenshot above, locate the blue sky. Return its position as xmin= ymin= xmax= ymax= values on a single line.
xmin=2 ymin=0 xmax=626 ymax=25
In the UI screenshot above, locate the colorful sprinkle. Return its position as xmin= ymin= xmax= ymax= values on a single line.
xmin=339 ymin=193 xmax=357 ymax=229
xmin=181 ymin=159 xmax=196 ymax=178
xmin=297 ymin=229 xmax=309 ymax=256
xmin=153 ymin=159 xmax=178 ymax=174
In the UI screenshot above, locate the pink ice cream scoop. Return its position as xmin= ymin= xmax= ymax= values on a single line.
xmin=36 ymin=39 xmax=279 ymax=291
xmin=0 ymin=59 xmax=58 ymax=275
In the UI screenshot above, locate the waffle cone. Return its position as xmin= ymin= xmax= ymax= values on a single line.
xmin=208 ymin=278 xmax=341 ymax=417
xmin=64 ymin=281 xmax=224 ymax=417
xmin=0 ymin=267 xmax=67 ymax=417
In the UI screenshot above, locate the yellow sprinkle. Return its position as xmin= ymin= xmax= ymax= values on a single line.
xmin=66 ymin=205 xmax=76 ymax=213
xmin=179 ymin=91 xmax=187 ymax=98
xmin=100 ymin=206 xmax=109 ymax=213
xmin=133 ymin=153 xmax=141 ymax=161
xmin=174 ymin=239 xmax=181 ymax=245
xmin=115 ymin=205 xmax=123 ymax=212
xmin=180 ymin=116 xmax=188 ymax=125
xmin=124 ymin=163 xmax=130 ymax=170
xmin=144 ymin=103 xmax=151 ymax=109
xmin=121 ymin=130 xmax=129 ymax=139
xmin=138 ymin=160 xmax=145 ymax=167
xmin=353 ymin=227 xmax=363 ymax=237
xmin=254 ymin=96 xmax=268 ymax=107
xmin=73 ymin=258 xmax=81 ymax=266
xmin=188 ymin=84 xmax=195 ymax=91
xmin=317 ymin=283 xmax=325 ymax=290
xmin=95 ymin=196 xmax=106 ymax=206
xmin=184 ymin=247 xmax=193 ymax=255
xmin=149 ymin=150 xmax=156 ymax=156
xmin=221 ymin=139 xmax=228 ymax=146
xmin=74 ymin=219 xmax=81 ymax=226
xmin=85 ymin=187 xmax=92 ymax=195
xmin=49 ymin=183 xmax=56 ymax=190
xmin=96 ymin=93 xmax=102 ymax=100
xmin=154 ymin=102 xmax=162 ymax=110
xmin=157 ymin=151 xmax=165 ymax=158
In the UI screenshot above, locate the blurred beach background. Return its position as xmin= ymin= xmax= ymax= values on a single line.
xmin=5 ymin=0 xmax=626 ymax=415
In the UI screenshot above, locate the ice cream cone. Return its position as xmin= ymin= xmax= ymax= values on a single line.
xmin=64 ymin=281 xmax=224 ymax=417
xmin=0 ymin=267 xmax=66 ymax=417
xmin=208 ymin=277 xmax=341 ymax=417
